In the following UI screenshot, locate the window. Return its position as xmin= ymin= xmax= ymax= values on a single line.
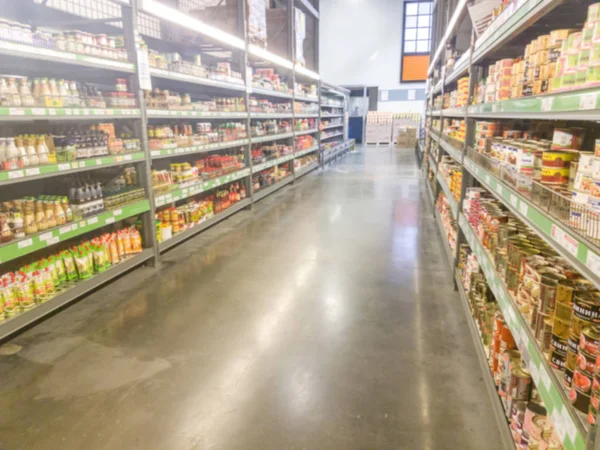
xmin=403 ymin=1 xmax=432 ymax=55
xmin=401 ymin=1 xmax=432 ymax=82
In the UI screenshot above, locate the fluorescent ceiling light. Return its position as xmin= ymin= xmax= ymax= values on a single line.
xmin=427 ymin=0 xmax=468 ymax=75
xmin=294 ymin=65 xmax=320 ymax=80
xmin=248 ymin=45 xmax=293 ymax=70
xmin=141 ymin=0 xmax=245 ymax=50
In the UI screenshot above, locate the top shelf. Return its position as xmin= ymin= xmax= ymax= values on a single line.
xmin=0 ymin=40 xmax=135 ymax=74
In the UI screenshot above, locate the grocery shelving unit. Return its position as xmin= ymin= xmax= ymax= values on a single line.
xmin=0 ymin=0 xmax=353 ymax=341
xmin=424 ymin=1 xmax=600 ymax=449
xmin=320 ymin=82 xmax=352 ymax=165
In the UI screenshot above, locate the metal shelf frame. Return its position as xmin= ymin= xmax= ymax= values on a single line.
xmin=423 ymin=2 xmax=600 ymax=448
xmin=0 ymin=0 xmax=352 ymax=341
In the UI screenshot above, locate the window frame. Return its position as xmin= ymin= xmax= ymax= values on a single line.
xmin=400 ymin=0 xmax=432 ymax=83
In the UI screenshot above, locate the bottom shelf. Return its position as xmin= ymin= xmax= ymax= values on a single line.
xmin=254 ymin=176 xmax=293 ymax=202
xmin=159 ymin=199 xmax=251 ymax=252
xmin=434 ymin=209 xmax=455 ymax=268
xmin=425 ymin=179 xmax=435 ymax=205
xmin=296 ymin=161 xmax=319 ymax=179
xmin=0 ymin=248 xmax=154 ymax=341
xmin=455 ymin=271 xmax=517 ymax=450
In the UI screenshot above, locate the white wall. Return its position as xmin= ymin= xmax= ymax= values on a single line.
xmin=319 ymin=0 xmax=426 ymax=114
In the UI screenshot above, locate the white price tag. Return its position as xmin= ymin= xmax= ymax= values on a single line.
xmin=59 ymin=225 xmax=71 ymax=235
xmin=39 ymin=232 xmax=53 ymax=242
xmin=18 ymin=238 xmax=33 ymax=249
xmin=541 ymin=96 xmax=553 ymax=112
xmin=8 ymin=170 xmax=24 ymax=179
xmin=83 ymin=109 xmax=90 ymax=116
xmin=58 ymin=163 xmax=70 ymax=171
xmin=529 ymin=363 xmax=540 ymax=384
xmin=137 ymin=48 xmax=152 ymax=90
xmin=32 ymin=108 xmax=46 ymax=115
xmin=124 ymin=154 xmax=132 ymax=161
xmin=94 ymin=109 xmax=104 ymax=116
xmin=65 ymin=109 xmax=72 ymax=115
xmin=519 ymin=202 xmax=528 ymax=217
xmin=551 ymin=224 xmax=579 ymax=256
xmin=47 ymin=236 xmax=59 ymax=245
xmin=105 ymin=217 xmax=115 ymax=225
xmin=25 ymin=167 xmax=40 ymax=176
xmin=9 ymin=108 xmax=25 ymax=116
xmin=151 ymin=151 xmax=160 ymax=157
xmin=586 ymin=251 xmax=600 ymax=274
xmin=539 ymin=368 xmax=551 ymax=390
xmin=579 ymin=92 xmax=597 ymax=110
xmin=96 ymin=159 xmax=102 ymax=166
xmin=552 ymin=411 xmax=567 ymax=442
xmin=113 ymin=209 xmax=122 ymax=216
xmin=495 ymin=183 xmax=503 ymax=195
xmin=48 ymin=109 xmax=57 ymax=116
xmin=71 ymin=223 xmax=78 ymax=231
xmin=509 ymin=193 xmax=518 ymax=208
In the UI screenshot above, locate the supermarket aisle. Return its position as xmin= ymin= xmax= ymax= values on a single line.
xmin=0 ymin=146 xmax=503 ymax=450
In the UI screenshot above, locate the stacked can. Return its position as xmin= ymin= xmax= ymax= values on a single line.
xmin=494 ymin=59 xmax=513 ymax=101
xmin=571 ymin=292 xmax=600 ymax=416
xmin=456 ymin=76 xmax=469 ymax=108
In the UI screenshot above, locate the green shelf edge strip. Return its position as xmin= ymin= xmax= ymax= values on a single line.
xmin=0 ymin=152 xmax=146 ymax=183
xmin=435 ymin=171 xmax=458 ymax=218
xmin=0 ymin=40 xmax=135 ymax=72
xmin=459 ymin=214 xmax=586 ymax=450
xmin=0 ymin=107 xmax=140 ymax=118
xmin=147 ymin=109 xmax=247 ymax=118
xmin=467 ymin=87 xmax=600 ymax=116
xmin=0 ymin=199 xmax=150 ymax=264
xmin=150 ymin=140 xmax=249 ymax=159
xmin=155 ymin=168 xmax=251 ymax=207
xmin=251 ymin=133 xmax=294 ymax=143
xmin=463 ymin=158 xmax=600 ymax=290
xmin=253 ymin=154 xmax=295 ymax=173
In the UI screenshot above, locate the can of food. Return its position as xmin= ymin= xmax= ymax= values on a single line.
xmin=511 ymin=367 xmax=532 ymax=401
xmin=564 ymin=367 xmax=575 ymax=388
xmin=539 ymin=273 xmax=564 ymax=313
xmin=581 ymin=326 xmax=600 ymax=356
xmin=552 ymin=334 xmax=569 ymax=353
xmin=589 ymin=394 xmax=599 ymax=425
xmin=571 ymin=369 xmax=593 ymax=412
xmin=569 ymin=332 xmax=581 ymax=353
xmin=541 ymin=166 xmax=570 ymax=184
xmin=553 ymin=316 xmax=571 ymax=339
xmin=574 ymin=292 xmax=600 ymax=324
xmin=550 ymin=348 xmax=567 ymax=371
xmin=578 ymin=348 xmax=597 ymax=374
xmin=544 ymin=149 xmax=581 ymax=166
xmin=556 ymin=279 xmax=576 ymax=304
xmin=567 ymin=348 xmax=578 ymax=370
xmin=524 ymin=402 xmax=547 ymax=441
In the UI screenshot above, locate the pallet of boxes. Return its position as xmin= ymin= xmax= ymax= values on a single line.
xmin=392 ymin=113 xmax=420 ymax=148
xmin=366 ymin=112 xmax=393 ymax=145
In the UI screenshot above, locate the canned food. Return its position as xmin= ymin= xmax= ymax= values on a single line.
xmin=571 ymin=369 xmax=593 ymax=412
xmin=550 ymin=348 xmax=567 ymax=370
xmin=581 ymin=326 xmax=600 ymax=355
xmin=574 ymin=292 xmax=600 ymax=323
xmin=577 ymin=349 xmax=597 ymax=374
xmin=551 ymin=333 xmax=569 ymax=352
xmin=541 ymin=166 xmax=570 ymax=184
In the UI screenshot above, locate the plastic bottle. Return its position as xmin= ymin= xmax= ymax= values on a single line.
xmin=16 ymin=136 xmax=29 ymax=167
xmin=26 ymin=136 xmax=39 ymax=166
xmin=37 ymin=135 xmax=49 ymax=165
xmin=0 ymin=138 xmax=7 ymax=170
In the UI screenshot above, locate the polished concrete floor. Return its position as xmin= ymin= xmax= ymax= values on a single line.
xmin=0 ymin=146 xmax=503 ymax=450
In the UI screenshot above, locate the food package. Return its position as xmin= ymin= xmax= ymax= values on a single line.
xmin=247 ymin=0 xmax=267 ymax=47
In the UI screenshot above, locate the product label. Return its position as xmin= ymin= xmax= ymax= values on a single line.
xmin=39 ymin=232 xmax=53 ymax=242
xmin=59 ymin=225 xmax=71 ymax=234
xmin=96 ymin=159 xmax=102 ymax=166
xmin=551 ymin=224 xmax=579 ymax=256
xmin=113 ymin=209 xmax=122 ymax=217
xmin=17 ymin=238 xmax=33 ymax=249
xmin=586 ymin=251 xmax=600 ymax=274
xmin=48 ymin=109 xmax=57 ymax=116
xmin=47 ymin=236 xmax=59 ymax=245
xmin=58 ymin=163 xmax=70 ymax=171
xmin=105 ymin=217 xmax=115 ymax=225
xmin=580 ymin=92 xmax=598 ymax=110
xmin=9 ymin=108 xmax=25 ymax=116
xmin=25 ymin=167 xmax=40 ymax=176
xmin=541 ymin=96 xmax=553 ymax=112
xmin=8 ymin=170 xmax=24 ymax=179
xmin=71 ymin=223 xmax=78 ymax=231
xmin=519 ymin=202 xmax=528 ymax=217
xmin=510 ymin=193 xmax=518 ymax=208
